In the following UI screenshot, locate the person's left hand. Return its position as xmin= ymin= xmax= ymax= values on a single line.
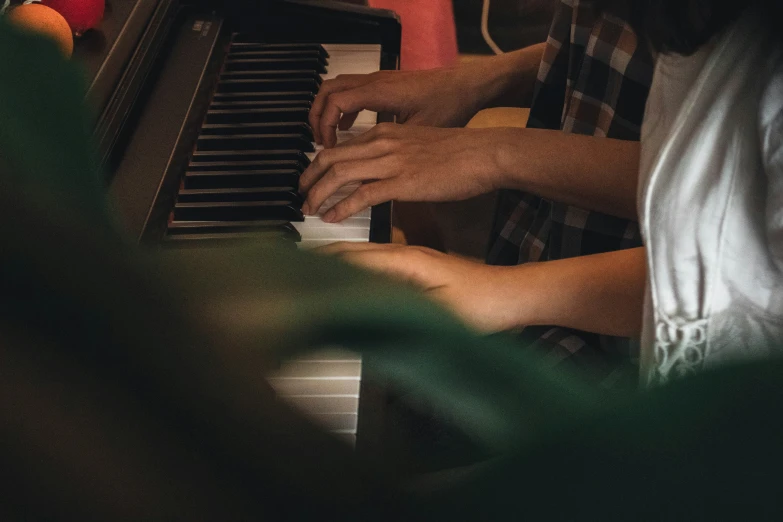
xmin=316 ymin=242 xmax=525 ymax=333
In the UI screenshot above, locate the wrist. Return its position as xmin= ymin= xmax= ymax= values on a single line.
xmin=500 ymin=264 xmax=550 ymax=328
xmin=455 ymin=128 xmax=518 ymax=193
xmin=464 ymin=264 xmax=545 ymax=332
xmin=452 ymin=53 xmax=519 ymax=113
xmin=488 ymin=127 xmax=530 ymax=191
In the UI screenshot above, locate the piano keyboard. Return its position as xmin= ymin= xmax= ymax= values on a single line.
xmin=94 ymin=0 xmax=404 ymax=454
xmin=164 ymin=41 xmax=381 ymax=252
xmin=156 ymin=34 xmax=382 ymax=443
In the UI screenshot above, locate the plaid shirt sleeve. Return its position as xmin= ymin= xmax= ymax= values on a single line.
xmin=487 ymin=0 xmax=654 ymax=388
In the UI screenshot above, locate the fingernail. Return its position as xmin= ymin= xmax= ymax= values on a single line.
xmin=323 ymin=209 xmax=336 ymax=222
xmin=302 ymin=202 xmax=311 ymax=215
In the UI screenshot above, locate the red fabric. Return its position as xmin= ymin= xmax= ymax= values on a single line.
xmin=368 ymin=0 xmax=458 ymax=70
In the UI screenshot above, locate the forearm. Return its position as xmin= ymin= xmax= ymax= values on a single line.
xmin=493 ymin=127 xmax=640 ymax=219
xmin=502 ymin=247 xmax=646 ymax=337
xmin=460 ymin=43 xmax=546 ymax=110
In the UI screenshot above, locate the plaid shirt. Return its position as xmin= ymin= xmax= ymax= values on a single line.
xmin=488 ymin=0 xmax=654 ymax=387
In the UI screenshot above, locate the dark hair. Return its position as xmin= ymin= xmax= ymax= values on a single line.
xmin=594 ymin=0 xmax=782 ymax=55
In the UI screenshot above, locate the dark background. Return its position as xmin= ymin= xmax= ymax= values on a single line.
xmin=452 ymin=0 xmax=556 ymax=53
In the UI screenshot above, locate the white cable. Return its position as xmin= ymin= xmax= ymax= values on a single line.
xmin=481 ymin=0 xmax=504 ymax=55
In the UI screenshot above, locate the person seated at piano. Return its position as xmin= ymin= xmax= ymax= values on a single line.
xmin=300 ymin=0 xmax=653 ymax=386
xmin=607 ymin=0 xmax=783 ymax=383
xmin=304 ymin=0 xmax=783 ymax=385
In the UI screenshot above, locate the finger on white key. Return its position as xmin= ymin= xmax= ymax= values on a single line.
xmin=353 ymin=111 xmax=378 ymax=127
xmin=298 ymin=227 xmax=370 ymax=240
xmin=298 ymin=238 xmax=368 ymax=250
xmin=294 ymin=215 xmax=371 ymax=228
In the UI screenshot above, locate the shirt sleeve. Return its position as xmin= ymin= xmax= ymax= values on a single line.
xmin=760 ymin=60 xmax=783 ymax=271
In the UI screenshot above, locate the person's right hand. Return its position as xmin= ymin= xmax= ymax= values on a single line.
xmin=315 ymin=242 xmax=528 ymax=333
xmin=310 ymin=67 xmax=485 ymax=148
xmin=299 ymin=124 xmax=504 ymax=223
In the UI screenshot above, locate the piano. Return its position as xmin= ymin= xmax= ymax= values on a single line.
xmin=81 ymin=0 xmax=400 ymax=449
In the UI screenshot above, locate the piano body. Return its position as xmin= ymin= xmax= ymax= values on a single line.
xmin=80 ymin=0 xmax=400 ymax=450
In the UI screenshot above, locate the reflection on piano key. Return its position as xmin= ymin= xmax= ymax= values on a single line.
xmin=267 ymin=346 xmax=362 ymax=440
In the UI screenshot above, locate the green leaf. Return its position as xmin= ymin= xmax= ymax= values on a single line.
xmin=0 ymin=18 xmax=107 ymax=224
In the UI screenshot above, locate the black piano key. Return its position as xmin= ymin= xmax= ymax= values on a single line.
xmin=225 ymin=50 xmax=328 ymax=67
xmin=190 ymin=150 xmax=311 ymax=168
xmin=163 ymin=231 xmax=300 ymax=246
xmin=211 ymin=91 xmax=315 ymax=103
xmin=199 ymin=122 xmax=314 ymax=142
xmin=187 ymin=159 xmax=306 ymax=173
xmin=205 ymin=108 xmax=310 ymax=125
xmin=184 ymin=168 xmax=301 ymax=189
xmin=229 ymin=40 xmax=330 ymax=60
xmin=223 ymin=58 xmax=326 ymax=74
xmin=216 ymin=77 xmax=321 ymax=94
xmin=165 ymin=221 xmax=301 ymax=243
xmin=220 ymin=69 xmax=323 ymax=84
xmin=168 ymin=219 xmax=295 ymax=231
xmin=176 ymin=187 xmax=302 ymax=204
xmin=227 ymin=49 xmax=324 ymax=57
xmin=209 ymin=99 xmax=313 ymax=110
xmin=196 ymin=134 xmax=315 ymax=152
xmin=222 ymin=57 xmax=327 ymax=76
xmin=173 ymin=201 xmax=304 ymax=222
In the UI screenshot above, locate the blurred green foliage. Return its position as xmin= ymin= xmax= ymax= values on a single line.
xmin=2 ymin=16 xmax=783 ymax=521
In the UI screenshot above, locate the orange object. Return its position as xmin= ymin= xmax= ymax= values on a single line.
xmin=369 ymin=0 xmax=458 ymax=70
xmin=7 ymin=3 xmax=73 ymax=58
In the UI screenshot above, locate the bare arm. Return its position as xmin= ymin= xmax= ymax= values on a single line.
xmin=318 ymin=243 xmax=647 ymax=337
xmin=310 ymin=43 xmax=546 ymax=147
xmin=474 ymin=42 xmax=546 ymax=109
xmin=505 ymin=247 xmax=646 ymax=337
xmin=494 ymin=128 xmax=640 ymax=219
xmin=300 ymin=124 xmax=639 ymax=222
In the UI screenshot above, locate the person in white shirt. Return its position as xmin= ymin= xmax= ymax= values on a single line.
xmin=602 ymin=0 xmax=783 ymax=383
xmin=317 ymin=0 xmax=783 ymax=385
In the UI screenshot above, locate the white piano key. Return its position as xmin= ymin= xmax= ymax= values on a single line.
xmin=294 ymin=349 xmax=361 ymax=362
xmin=293 ymin=226 xmax=370 ymax=239
xmin=268 ymin=376 xmax=361 ymax=396
xmin=305 ymin=226 xmax=369 ymax=237
xmin=268 ymin=44 xmax=382 ymax=440
xmin=297 ymin=238 xmax=367 ymax=250
xmin=276 ymin=400 xmax=358 ymax=430
xmin=333 ymin=432 xmax=356 ymax=445
xmin=320 ymin=43 xmax=382 ymax=129
xmin=309 ymin=413 xmax=358 ymax=432
xmin=277 ymin=360 xmax=361 ymax=378
xmin=299 ymin=214 xmax=369 ymax=226
xmin=284 ymin=395 xmax=360 ymax=415
xmin=316 ymin=200 xmax=372 ymax=220
xmin=321 ymin=44 xmax=381 ymax=81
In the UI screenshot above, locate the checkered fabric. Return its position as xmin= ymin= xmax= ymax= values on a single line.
xmin=487 ymin=0 xmax=654 ymax=386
